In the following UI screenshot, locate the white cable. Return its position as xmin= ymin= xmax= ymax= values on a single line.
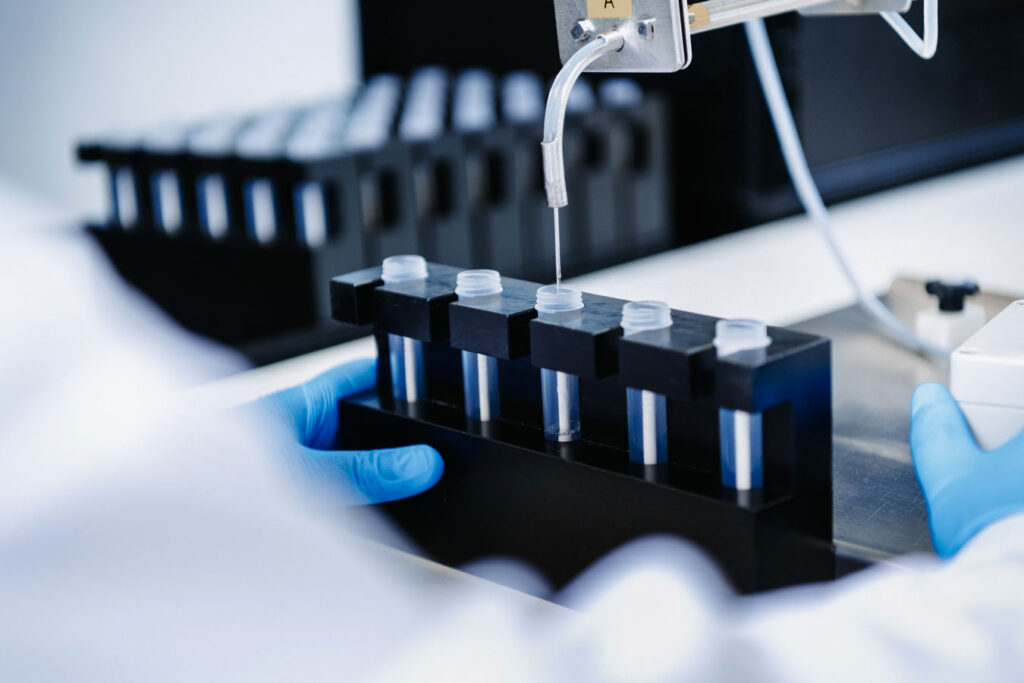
xmin=743 ymin=17 xmax=948 ymax=357
xmin=881 ymin=0 xmax=938 ymax=59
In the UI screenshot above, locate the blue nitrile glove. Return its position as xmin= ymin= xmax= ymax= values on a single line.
xmin=262 ymin=358 xmax=444 ymax=504
xmin=910 ymin=382 xmax=1024 ymax=558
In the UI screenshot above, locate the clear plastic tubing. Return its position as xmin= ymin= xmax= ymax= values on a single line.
xmin=621 ymin=301 xmax=673 ymax=466
xmin=536 ymin=286 xmax=585 ymax=442
xmin=457 ymin=270 xmax=503 ymax=422
xmin=715 ymin=319 xmax=772 ymax=491
xmin=382 ymin=255 xmax=429 ymax=404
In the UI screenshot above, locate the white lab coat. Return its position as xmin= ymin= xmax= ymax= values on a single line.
xmin=3 ymin=214 xmax=1024 ymax=682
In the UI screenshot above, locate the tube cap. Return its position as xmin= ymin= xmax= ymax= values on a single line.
xmin=502 ymin=71 xmax=543 ymax=124
xmin=621 ymin=301 xmax=672 ymax=336
xmin=535 ymin=285 xmax=584 ymax=315
xmin=598 ymin=78 xmax=643 ymax=109
xmin=714 ymin=319 xmax=771 ymax=358
xmin=456 ymin=269 xmax=503 ymax=298
xmin=381 ymin=255 xmax=428 ymax=284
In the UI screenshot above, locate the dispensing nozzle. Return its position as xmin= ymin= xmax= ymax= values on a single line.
xmin=541 ymin=31 xmax=626 ymax=209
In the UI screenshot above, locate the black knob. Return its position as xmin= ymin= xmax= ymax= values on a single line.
xmin=925 ymin=280 xmax=980 ymax=313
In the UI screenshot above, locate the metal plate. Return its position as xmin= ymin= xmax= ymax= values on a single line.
xmin=554 ymin=0 xmax=692 ymax=72
xmin=792 ymin=279 xmax=1018 ymax=561
xmin=800 ymin=0 xmax=910 ymax=16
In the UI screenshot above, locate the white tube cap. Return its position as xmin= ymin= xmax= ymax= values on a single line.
xmin=535 ymin=285 xmax=584 ymax=315
xmin=456 ymin=269 xmax=503 ymax=298
xmin=714 ymin=319 xmax=771 ymax=358
xmin=599 ymin=78 xmax=643 ymax=109
xmin=381 ymin=255 xmax=428 ymax=284
xmin=621 ymin=301 xmax=672 ymax=336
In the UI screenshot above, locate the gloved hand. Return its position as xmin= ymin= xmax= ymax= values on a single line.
xmin=910 ymin=382 xmax=1024 ymax=558
xmin=261 ymin=358 xmax=443 ymax=504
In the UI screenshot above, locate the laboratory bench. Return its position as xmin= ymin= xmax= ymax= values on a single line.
xmin=195 ymin=153 xmax=1024 ymax=583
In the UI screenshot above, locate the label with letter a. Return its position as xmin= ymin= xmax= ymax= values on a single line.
xmin=587 ymin=0 xmax=633 ymax=19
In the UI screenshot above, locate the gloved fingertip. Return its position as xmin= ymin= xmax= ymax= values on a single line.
xmin=318 ymin=357 xmax=377 ymax=398
xmin=910 ymin=382 xmax=977 ymax=456
xmin=934 ymin=539 xmax=959 ymax=560
xmin=260 ymin=384 xmax=306 ymax=434
xmin=911 ymin=382 xmax=954 ymax=420
xmin=259 ymin=358 xmax=378 ymax=437
xmin=358 ymin=445 xmax=444 ymax=504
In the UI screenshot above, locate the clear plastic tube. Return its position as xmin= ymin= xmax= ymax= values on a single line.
xmin=621 ymin=301 xmax=674 ymax=465
xmin=342 ymin=75 xmax=404 ymax=153
xmin=542 ymin=369 xmax=581 ymax=442
xmin=457 ymin=270 xmax=503 ymax=422
xmin=566 ymin=78 xmax=596 ymax=115
xmin=536 ymin=285 xmax=585 ymax=442
xmin=719 ymin=409 xmax=765 ymax=490
xmin=462 ymin=351 xmax=500 ymax=422
xmin=382 ymin=256 xmax=430 ymax=404
xmin=399 ymin=67 xmax=449 ymax=142
xmin=598 ymin=79 xmax=643 ymax=109
xmin=294 ymin=182 xmax=328 ymax=247
xmin=715 ymin=319 xmax=771 ymax=491
xmin=197 ymin=174 xmax=229 ymax=239
xmin=452 ymin=69 xmax=496 ymax=133
xmin=244 ymin=178 xmax=276 ymax=244
xmin=113 ymin=167 xmax=138 ymax=227
xmin=152 ymin=170 xmax=182 ymax=234
xmin=389 ymin=334 xmax=425 ymax=403
xmin=627 ymin=388 xmax=668 ymax=465
xmin=501 ymin=71 xmax=544 ymax=124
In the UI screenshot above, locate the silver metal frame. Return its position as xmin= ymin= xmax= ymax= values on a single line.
xmin=688 ymin=0 xmax=830 ymax=33
xmin=800 ymin=0 xmax=910 ymax=16
xmin=554 ymin=0 xmax=693 ymax=73
xmin=555 ymin=0 xmax=919 ymax=56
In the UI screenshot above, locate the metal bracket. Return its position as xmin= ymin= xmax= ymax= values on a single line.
xmin=800 ymin=0 xmax=910 ymax=16
xmin=554 ymin=0 xmax=692 ymax=73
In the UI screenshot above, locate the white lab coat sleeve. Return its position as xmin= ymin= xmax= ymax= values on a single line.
xmin=371 ymin=517 xmax=1024 ymax=683
xmin=0 ymin=226 xmax=445 ymax=682
xmin=6 ymin=214 xmax=1024 ymax=683
xmin=722 ymin=515 xmax=1024 ymax=683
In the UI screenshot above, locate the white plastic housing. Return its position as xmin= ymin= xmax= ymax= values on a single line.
xmin=951 ymin=301 xmax=1024 ymax=450
xmin=915 ymin=303 xmax=986 ymax=352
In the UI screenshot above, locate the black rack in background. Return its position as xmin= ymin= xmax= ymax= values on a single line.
xmin=359 ymin=1 xmax=1024 ymax=244
xmin=78 ymin=70 xmax=670 ymax=364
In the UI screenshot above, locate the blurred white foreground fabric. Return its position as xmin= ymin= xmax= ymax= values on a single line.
xmin=3 ymin=193 xmax=1024 ymax=682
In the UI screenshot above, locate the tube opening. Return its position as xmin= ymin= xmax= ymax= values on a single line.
xmin=457 ymin=269 xmax=503 ymax=298
xmin=382 ymin=255 xmax=428 ymax=283
xmin=714 ymin=319 xmax=771 ymax=357
xmin=535 ymin=285 xmax=584 ymax=315
xmin=621 ymin=300 xmax=672 ymax=335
